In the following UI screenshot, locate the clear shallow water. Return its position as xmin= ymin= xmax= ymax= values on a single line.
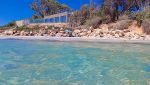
xmin=0 ymin=40 xmax=150 ymax=85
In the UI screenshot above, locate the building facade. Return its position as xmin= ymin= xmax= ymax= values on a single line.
xmin=16 ymin=11 xmax=72 ymax=27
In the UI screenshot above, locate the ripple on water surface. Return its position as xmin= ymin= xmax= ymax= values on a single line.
xmin=0 ymin=40 xmax=150 ymax=85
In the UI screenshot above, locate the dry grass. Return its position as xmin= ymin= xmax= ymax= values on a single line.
xmin=118 ymin=15 xmax=129 ymax=20
xmin=86 ymin=17 xmax=102 ymax=29
xmin=109 ymin=20 xmax=132 ymax=30
xmin=142 ymin=19 xmax=150 ymax=34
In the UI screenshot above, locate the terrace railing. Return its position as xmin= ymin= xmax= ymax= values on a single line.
xmin=29 ymin=11 xmax=71 ymax=24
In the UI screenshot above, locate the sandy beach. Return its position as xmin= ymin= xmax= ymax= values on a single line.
xmin=0 ymin=36 xmax=150 ymax=44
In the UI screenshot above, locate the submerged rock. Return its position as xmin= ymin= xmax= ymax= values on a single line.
xmin=4 ymin=64 xmax=20 ymax=70
xmin=144 ymin=65 xmax=150 ymax=72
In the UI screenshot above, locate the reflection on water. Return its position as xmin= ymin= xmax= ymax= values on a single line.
xmin=0 ymin=40 xmax=150 ymax=85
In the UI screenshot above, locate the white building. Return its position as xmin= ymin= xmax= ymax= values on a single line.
xmin=16 ymin=11 xmax=72 ymax=27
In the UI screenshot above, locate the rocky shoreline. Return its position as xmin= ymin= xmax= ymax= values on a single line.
xmin=0 ymin=21 xmax=150 ymax=41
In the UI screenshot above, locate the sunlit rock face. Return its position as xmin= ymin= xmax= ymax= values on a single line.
xmin=128 ymin=21 xmax=144 ymax=35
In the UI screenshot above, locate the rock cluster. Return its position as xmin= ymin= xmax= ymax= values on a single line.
xmin=72 ymin=24 xmax=149 ymax=40
xmin=0 ymin=21 xmax=150 ymax=40
xmin=0 ymin=28 xmax=71 ymax=37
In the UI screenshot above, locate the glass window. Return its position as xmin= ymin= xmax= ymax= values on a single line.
xmin=30 ymin=19 xmax=45 ymax=23
xmin=34 ymin=19 xmax=44 ymax=23
xmin=29 ymin=20 xmax=33 ymax=23
xmin=45 ymin=18 xmax=49 ymax=23
xmin=60 ymin=16 xmax=67 ymax=23
xmin=55 ymin=17 xmax=59 ymax=23
xmin=50 ymin=18 xmax=54 ymax=23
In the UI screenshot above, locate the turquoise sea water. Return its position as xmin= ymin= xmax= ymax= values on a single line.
xmin=0 ymin=40 xmax=150 ymax=85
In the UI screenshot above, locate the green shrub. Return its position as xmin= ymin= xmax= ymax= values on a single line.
xmin=110 ymin=20 xmax=132 ymax=30
xmin=101 ymin=15 xmax=112 ymax=24
xmin=131 ymin=6 xmax=150 ymax=22
xmin=4 ymin=21 xmax=16 ymax=27
xmin=133 ymin=12 xmax=144 ymax=23
xmin=118 ymin=15 xmax=129 ymax=20
xmin=129 ymin=6 xmax=150 ymax=34
xmin=16 ymin=25 xmax=31 ymax=31
xmin=0 ymin=27 xmax=3 ymax=30
xmin=86 ymin=17 xmax=102 ymax=28
xmin=95 ymin=10 xmax=111 ymax=24
xmin=32 ymin=25 xmax=40 ymax=29
xmin=54 ymin=27 xmax=61 ymax=30
xmin=144 ymin=6 xmax=150 ymax=19
xmin=47 ymin=26 xmax=53 ymax=30
xmin=0 ymin=26 xmax=13 ymax=30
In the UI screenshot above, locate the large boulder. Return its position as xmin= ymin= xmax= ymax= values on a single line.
xmin=20 ymin=31 xmax=25 ymax=36
xmin=4 ymin=29 xmax=14 ymax=35
xmin=99 ymin=24 xmax=109 ymax=32
xmin=79 ymin=32 xmax=87 ymax=37
xmin=118 ymin=32 xmax=125 ymax=37
xmin=87 ymin=30 xmax=92 ymax=34
xmin=73 ymin=29 xmax=81 ymax=33
xmin=93 ymin=29 xmax=101 ymax=34
xmin=55 ymin=33 xmax=63 ymax=37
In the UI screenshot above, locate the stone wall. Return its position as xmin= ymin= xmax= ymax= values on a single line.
xmin=28 ymin=23 xmax=69 ymax=28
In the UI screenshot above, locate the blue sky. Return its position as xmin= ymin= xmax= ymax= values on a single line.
xmin=0 ymin=0 xmax=94 ymax=26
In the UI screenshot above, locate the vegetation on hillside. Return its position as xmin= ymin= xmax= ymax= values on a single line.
xmin=2 ymin=0 xmax=150 ymax=35
xmin=69 ymin=0 xmax=149 ymax=27
xmin=4 ymin=21 xmax=16 ymax=27
xmin=31 ymin=0 xmax=70 ymax=18
xmin=0 ymin=21 xmax=16 ymax=30
xmin=30 ymin=0 xmax=149 ymax=26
